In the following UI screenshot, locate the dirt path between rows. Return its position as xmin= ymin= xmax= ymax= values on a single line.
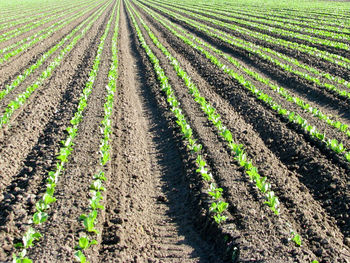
xmin=98 ymin=3 xmax=221 ymax=262
xmin=130 ymin=1 xmax=350 ymax=261
xmin=0 ymin=2 xmax=112 ymax=261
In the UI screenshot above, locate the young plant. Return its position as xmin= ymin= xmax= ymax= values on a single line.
xmin=14 ymin=227 xmax=41 ymax=249
xmin=90 ymin=179 xmax=105 ymax=192
xmin=93 ymin=171 xmax=106 ymax=181
xmin=213 ymin=213 xmax=228 ymax=224
xmin=256 ymin=176 xmax=271 ymax=193
xmin=90 ymin=190 xmax=104 ymax=210
xmin=210 ymin=201 xmax=228 ymax=223
xmin=33 ymin=211 xmax=48 ymax=224
xmin=289 ymin=230 xmax=302 ymax=246
xmin=264 ymin=191 xmax=280 ymax=215
xmin=208 ymin=183 xmax=223 ymax=200
xmin=75 ymin=236 xmax=97 ymax=250
xmin=12 ymin=252 xmax=32 ymax=263
xmin=80 ymin=210 xmax=98 ymax=234
xmin=74 ymin=250 xmax=87 ymax=263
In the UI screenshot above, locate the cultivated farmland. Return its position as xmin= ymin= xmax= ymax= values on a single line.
xmin=0 ymin=0 xmax=350 ymax=262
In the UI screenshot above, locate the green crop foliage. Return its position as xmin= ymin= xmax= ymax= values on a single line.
xmin=132 ymin=0 xmax=282 ymax=219
xmin=208 ymin=183 xmax=223 ymax=200
xmin=72 ymin=1 xmax=120 ymax=259
xmin=12 ymin=2 xmax=111 ymax=261
xmin=0 ymin=3 xmax=99 ymax=101
xmin=33 ymin=211 xmax=48 ymax=224
xmin=74 ymin=250 xmax=87 ymax=263
xmin=14 ymin=227 xmax=41 ymax=249
xmin=138 ymin=0 xmax=350 ymax=163
xmin=75 ymin=236 xmax=97 ymax=250
xmin=126 ymin=0 xmax=229 ymax=224
xmin=80 ymin=210 xmax=99 ymax=234
xmin=90 ymin=179 xmax=106 ymax=192
xmin=289 ymin=230 xmax=302 ymax=246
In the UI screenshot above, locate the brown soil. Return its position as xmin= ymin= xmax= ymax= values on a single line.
xmin=143 ymin=1 xmax=350 ymax=114
xmin=0 ymin=0 xmax=112 ymax=260
xmin=0 ymin=0 xmax=94 ymax=50
xmin=98 ymin=8 xmax=224 ymax=262
xmin=0 ymin=0 xmax=106 ymax=85
xmin=135 ymin=3 xmax=350 ymax=152
xmin=150 ymin=0 xmax=350 ymax=78
xmin=1 ymin=0 xmax=350 ymax=262
xmin=131 ymin=2 xmax=350 ymax=262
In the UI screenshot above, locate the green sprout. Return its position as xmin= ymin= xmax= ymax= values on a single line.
xmin=90 ymin=179 xmax=105 ymax=192
xmin=264 ymin=191 xmax=280 ymax=215
xmin=208 ymin=183 xmax=223 ymax=200
xmin=75 ymin=236 xmax=97 ymax=250
xmin=14 ymin=227 xmax=41 ymax=249
xmin=80 ymin=210 xmax=98 ymax=234
xmin=74 ymin=250 xmax=87 ymax=263
xmin=33 ymin=211 xmax=48 ymax=224
xmin=289 ymin=230 xmax=302 ymax=246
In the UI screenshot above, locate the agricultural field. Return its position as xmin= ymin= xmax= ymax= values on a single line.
xmin=0 ymin=0 xmax=350 ymax=262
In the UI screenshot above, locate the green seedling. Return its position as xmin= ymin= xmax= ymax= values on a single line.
xmin=236 ymin=152 xmax=247 ymax=167
xmin=208 ymin=183 xmax=223 ymax=200
xmin=35 ymin=200 xmax=48 ymax=212
xmin=289 ymin=230 xmax=302 ymax=246
xmin=90 ymin=179 xmax=105 ymax=192
xmin=213 ymin=213 xmax=227 ymax=224
xmin=57 ymin=147 xmax=72 ymax=162
xmin=210 ymin=201 xmax=228 ymax=214
xmin=230 ymin=143 xmax=244 ymax=156
xmin=265 ymin=191 xmax=280 ymax=215
xmin=75 ymin=236 xmax=97 ymax=250
xmin=196 ymin=155 xmax=206 ymax=168
xmin=80 ymin=210 xmax=98 ymax=234
xmin=12 ymin=251 xmax=32 ymax=263
xmin=196 ymin=166 xmax=213 ymax=181
xmin=246 ymin=167 xmax=259 ymax=182
xmin=256 ymin=176 xmax=271 ymax=193
xmin=90 ymin=191 xmax=104 ymax=210
xmin=93 ymin=171 xmax=106 ymax=181
xmin=74 ymin=250 xmax=87 ymax=263
xmin=46 ymin=183 xmax=56 ymax=196
xmin=14 ymin=227 xmax=41 ymax=249
xmin=43 ymin=193 xmax=56 ymax=205
xmin=33 ymin=211 xmax=48 ymax=224
xmin=221 ymin=128 xmax=233 ymax=142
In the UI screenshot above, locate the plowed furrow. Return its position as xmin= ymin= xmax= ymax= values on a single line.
xmin=0 ymin=3 xmax=112 ymax=261
xmin=130 ymin=2 xmax=350 ymax=261
xmin=98 ymin=4 xmax=220 ymax=262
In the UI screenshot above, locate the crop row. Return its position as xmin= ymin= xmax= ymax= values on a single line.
xmin=12 ymin=2 xmax=112 ymax=262
xmin=160 ymin=0 xmax=350 ymax=71
xmin=172 ymin=1 xmax=350 ymax=43
xmin=142 ymin=0 xmax=350 ymax=103
xmin=0 ymin=1 xmax=110 ymax=131
xmin=131 ymin=0 xmax=308 ymax=247
xmin=140 ymin=4 xmax=350 ymax=142
xmin=154 ymin=0 xmax=350 ymax=52
xmin=0 ymin=1 xmax=109 ymax=102
xmin=148 ymin=0 xmax=350 ymax=92
xmin=74 ymin=2 xmax=120 ymax=262
xmin=231 ymin=2 xmax=350 ymax=25
xmin=244 ymin=6 xmax=350 ymax=26
xmin=186 ymin=2 xmax=350 ymax=36
xmin=126 ymin=0 xmax=230 ymax=227
xmin=0 ymin=0 xmax=95 ymax=44
xmin=0 ymin=0 xmax=104 ymax=64
xmin=0 ymin=0 xmax=77 ymax=30
xmin=136 ymin=0 xmax=350 ymax=162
